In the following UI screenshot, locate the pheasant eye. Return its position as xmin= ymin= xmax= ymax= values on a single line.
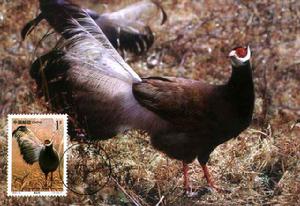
xmin=235 ymin=47 xmax=247 ymax=58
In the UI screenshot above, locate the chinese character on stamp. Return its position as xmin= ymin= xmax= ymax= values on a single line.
xmin=7 ymin=114 xmax=68 ymax=196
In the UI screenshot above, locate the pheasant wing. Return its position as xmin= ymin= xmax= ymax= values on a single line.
xmin=133 ymin=77 xmax=215 ymax=125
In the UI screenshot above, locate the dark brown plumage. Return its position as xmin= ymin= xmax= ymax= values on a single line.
xmin=132 ymin=53 xmax=254 ymax=193
xmin=28 ymin=0 xmax=254 ymax=195
xmin=21 ymin=0 xmax=167 ymax=55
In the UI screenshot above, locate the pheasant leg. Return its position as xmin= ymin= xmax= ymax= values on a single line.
xmin=183 ymin=162 xmax=190 ymax=192
xmin=50 ymin=172 xmax=53 ymax=188
xmin=183 ymin=162 xmax=198 ymax=197
xmin=200 ymin=163 xmax=222 ymax=192
xmin=44 ymin=173 xmax=48 ymax=188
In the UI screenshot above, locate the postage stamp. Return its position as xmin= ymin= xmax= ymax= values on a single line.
xmin=7 ymin=114 xmax=68 ymax=196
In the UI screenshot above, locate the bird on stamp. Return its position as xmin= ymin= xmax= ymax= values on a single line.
xmin=13 ymin=126 xmax=59 ymax=188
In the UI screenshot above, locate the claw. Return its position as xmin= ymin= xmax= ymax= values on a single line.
xmin=185 ymin=189 xmax=199 ymax=198
xmin=182 ymin=162 xmax=230 ymax=197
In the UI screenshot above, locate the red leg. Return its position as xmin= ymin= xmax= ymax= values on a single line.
xmin=45 ymin=173 xmax=48 ymax=188
xmin=183 ymin=162 xmax=190 ymax=191
xmin=50 ymin=172 xmax=53 ymax=188
xmin=200 ymin=163 xmax=221 ymax=192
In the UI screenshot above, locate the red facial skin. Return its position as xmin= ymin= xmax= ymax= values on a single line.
xmin=235 ymin=47 xmax=247 ymax=58
xmin=44 ymin=140 xmax=51 ymax=144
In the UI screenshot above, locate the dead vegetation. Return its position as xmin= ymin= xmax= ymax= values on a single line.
xmin=0 ymin=0 xmax=299 ymax=205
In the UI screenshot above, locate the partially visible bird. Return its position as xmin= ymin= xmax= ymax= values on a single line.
xmin=12 ymin=126 xmax=59 ymax=187
xmin=21 ymin=0 xmax=167 ymax=55
xmin=27 ymin=0 xmax=255 ymax=195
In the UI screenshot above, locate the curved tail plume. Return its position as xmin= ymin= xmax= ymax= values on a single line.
xmin=22 ymin=0 xmax=167 ymax=55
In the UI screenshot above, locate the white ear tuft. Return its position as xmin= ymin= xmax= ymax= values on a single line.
xmin=229 ymin=46 xmax=251 ymax=67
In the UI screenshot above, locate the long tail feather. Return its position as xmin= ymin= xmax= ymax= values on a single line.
xmin=39 ymin=0 xmax=141 ymax=82
xmin=152 ymin=0 xmax=167 ymax=25
xmin=22 ymin=0 xmax=167 ymax=55
xmin=21 ymin=13 xmax=44 ymax=40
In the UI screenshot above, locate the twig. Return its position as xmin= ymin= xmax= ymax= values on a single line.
xmin=155 ymin=195 xmax=165 ymax=206
xmin=274 ymin=104 xmax=300 ymax=112
xmin=249 ymin=129 xmax=270 ymax=138
xmin=111 ymin=177 xmax=142 ymax=206
xmin=290 ymin=119 xmax=300 ymax=131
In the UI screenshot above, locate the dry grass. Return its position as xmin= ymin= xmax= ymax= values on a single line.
xmin=0 ymin=0 xmax=299 ymax=205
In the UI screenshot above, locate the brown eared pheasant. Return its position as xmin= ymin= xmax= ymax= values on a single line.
xmin=26 ymin=0 xmax=255 ymax=195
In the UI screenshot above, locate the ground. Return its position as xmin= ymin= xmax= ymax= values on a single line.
xmin=0 ymin=0 xmax=299 ymax=205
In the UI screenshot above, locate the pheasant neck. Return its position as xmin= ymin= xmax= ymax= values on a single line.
xmin=45 ymin=144 xmax=53 ymax=151
xmin=228 ymin=62 xmax=253 ymax=88
xmin=227 ymin=61 xmax=255 ymax=122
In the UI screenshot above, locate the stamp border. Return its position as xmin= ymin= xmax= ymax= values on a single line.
xmin=7 ymin=114 xmax=68 ymax=197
